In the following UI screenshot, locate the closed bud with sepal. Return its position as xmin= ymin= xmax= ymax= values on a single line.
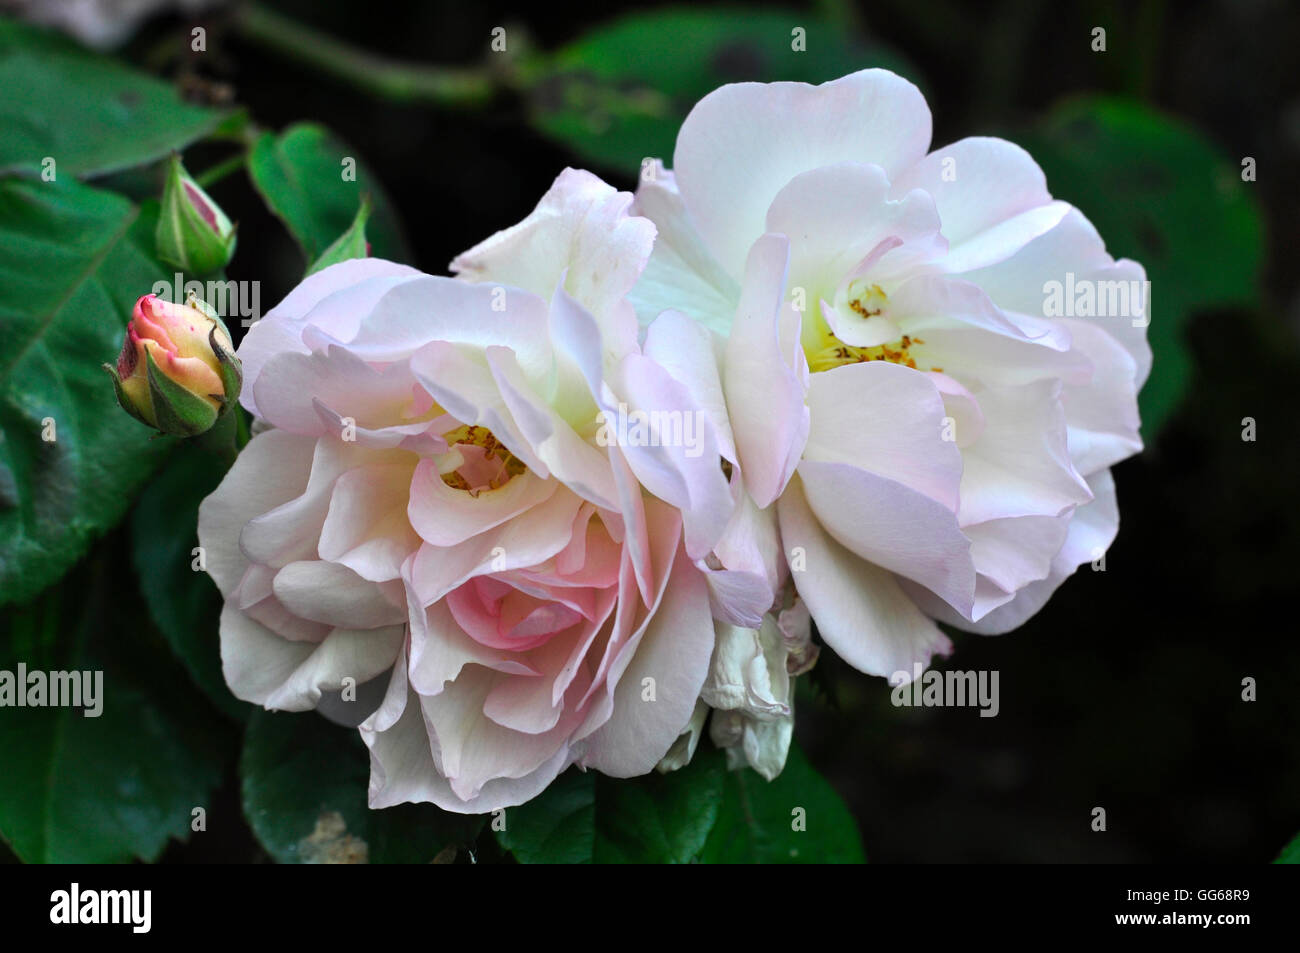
xmin=105 ymin=293 xmax=241 ymax=436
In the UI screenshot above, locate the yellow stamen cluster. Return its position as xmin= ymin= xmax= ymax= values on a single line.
xmin=803 ymin=282 xmax=942 ymax=373
xmin=847 ymin=282 xmax=888 ymax=319
xmin=806 ymin=335 xmax=929 ymax=373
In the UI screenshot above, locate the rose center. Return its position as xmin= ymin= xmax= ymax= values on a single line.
xmin=802 ymin=282 xmax=941 ymax=374
xmin=440 ymin=424 xmax=526 ymax=495
xmin=846 ymin=280 xmax=888 ymax=320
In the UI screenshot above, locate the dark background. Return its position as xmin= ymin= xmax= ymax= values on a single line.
xmin=18 ymin=0 xmax=1298 ymax=863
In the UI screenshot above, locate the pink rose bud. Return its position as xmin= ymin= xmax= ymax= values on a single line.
xmin=155 ymin=154 xmax=236 ymax=275
xmin=105 ymin=293 xmax=241 ymax=436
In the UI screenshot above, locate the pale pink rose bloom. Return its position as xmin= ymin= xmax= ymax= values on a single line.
xmin=199 ymin=170 xmax=738 ymax=812
xmin=630 ymin=69 xmax=1150 ymax=680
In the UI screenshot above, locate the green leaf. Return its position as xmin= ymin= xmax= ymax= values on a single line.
xmin=241 ymin=709 xmax=481 ymax=863
xmin=0 ymin=551 xmax=234 ymax=863
xmin=131 ymin=442 xmax=247 ymax=721
xmin=0 ymin=19 xmax=234 ymax=178
xmin=1018 ymin=97 xmax=1264 ymax=438
xmin=499 ymin=746 xmax=726 ymax=863
xmin=526 ymin=8 xmax=917 ymax=173
xmin=307 ymin=194 xmax=372 ymax=275
xmin=497 ymin=765 xmax=597 ymax=864
xmin=1275 ymin=831 xmax=1300 ymax=864
xmin=0 ymin=177 xmax=176 ymax=608
xmin=699 ymin=742 xmax=865 ymax=863
xmin=247 ymin=123 xmax=409 ymax=265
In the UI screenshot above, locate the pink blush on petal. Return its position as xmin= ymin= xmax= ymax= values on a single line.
xmin=447 ymin=580 xmax=564 ymax=652
xmin=499 ymin=593 xmax=582 ymax=640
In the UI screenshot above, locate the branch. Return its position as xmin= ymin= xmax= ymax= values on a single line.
xmin=233 ymin=2 xmax=496 ymax=108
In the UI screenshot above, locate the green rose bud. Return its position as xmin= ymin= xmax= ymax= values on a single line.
xmin=156 ymin=154 xmax=237 ymax=275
